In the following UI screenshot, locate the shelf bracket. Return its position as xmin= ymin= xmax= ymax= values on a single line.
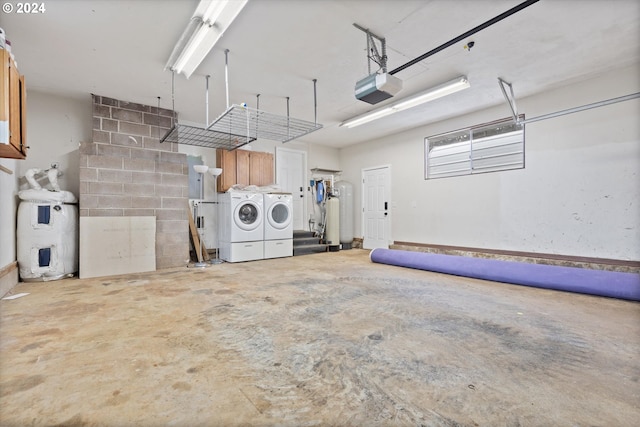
xmin=498 ymin=77 xmax=520 ymax=124
xmin=498 ymin=77 xmax=640 ymax=126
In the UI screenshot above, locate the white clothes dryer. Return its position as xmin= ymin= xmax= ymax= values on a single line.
xmin=218 ymin=191 xmax=264 ymax=262
xmin=263 ymin=193 xmax=293 ymax=259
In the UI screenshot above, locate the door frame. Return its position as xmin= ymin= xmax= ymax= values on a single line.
xmin=361 ymin=164 xmax=392 ymax=249
xmin=275 ymin=146 xmax=307 ymax=231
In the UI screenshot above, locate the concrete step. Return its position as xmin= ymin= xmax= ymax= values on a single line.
xmin=292 ymin=230 xmax=327 ymax=256
xmin=293 ymin=243 xmax=328 ymax=256
xmin=293 ymin=236 xmax=321 ymax=247
xmin=293 ymin=230 xmax=315 ymax=238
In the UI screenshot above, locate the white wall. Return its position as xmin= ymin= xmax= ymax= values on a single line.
xmin=0 ymin=158 xmax=18 ymax=266
xmin=20 ymin=91 xmax=92 ymax=196
xmin=340 ymin=64 xmax=640 ymax=261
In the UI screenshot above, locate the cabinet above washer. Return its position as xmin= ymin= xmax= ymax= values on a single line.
xmin=216 ymin=149 xmax=274 ymax=192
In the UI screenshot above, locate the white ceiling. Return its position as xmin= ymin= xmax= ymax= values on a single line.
xmin=2 ymin=0 xmax=639 ymax=148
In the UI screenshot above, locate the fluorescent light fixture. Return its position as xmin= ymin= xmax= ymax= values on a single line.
xmin=340 ymin=107 xmax=395 ymax=128
xmin=173 ymin=24 xmax=222 ymax=76
xmin=166 ymin=0 xmax=248 ymax=79
xmin=341 ymin=76 xmax=470 ymax=128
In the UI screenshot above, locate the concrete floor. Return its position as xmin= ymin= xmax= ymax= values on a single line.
xmin=1 ymin=249 xmax=639 ymax=426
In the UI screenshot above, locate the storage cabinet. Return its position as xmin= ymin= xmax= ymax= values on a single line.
xmin=216 ymin=149 xmax=274 ymax=192
xmin=0 ymin=49 xmax=27 ymax=159
xmin=249 ymin=151 xmax=274 ymax=186
xmin=216 ymin=149 xmax=237 ymax=192
xmin=236 ymin=149 xmax=250 ymax=186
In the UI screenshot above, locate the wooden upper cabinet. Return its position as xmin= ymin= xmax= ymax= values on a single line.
xmin=215 ymin=149 xmax=274 ymax=192
xmin=249 ymin=151 xmax=274 ymax=186
xmin=236 ymin=149 xmax=250 ymax=186
xmin=0 ymin=49 xmax=27 ymax=159
xmin=216 ymin=148 xmax=237 ymax=192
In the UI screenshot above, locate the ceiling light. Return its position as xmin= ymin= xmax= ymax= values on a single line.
xmin=172 ymin=24 xmax=222 ymax=76
xmin=340 ymin=107 xmax=395 ymax=128
xmin=201 ymin=1 xmax=227 ymax=23
xmin=166 ymin=0 xmax=248 ymax=79
xmin=341 ymin=76 xmax=470 ymax=128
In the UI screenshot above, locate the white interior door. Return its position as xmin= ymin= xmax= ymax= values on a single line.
xmin=362 ymin=165 xmax=391 ymax=249
xmin=276 ymin=147 xmax=306 ymax=231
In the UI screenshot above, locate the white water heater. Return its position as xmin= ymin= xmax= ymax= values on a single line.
xmin=17 ymin=189 xmax=78 ymax=281
xmin=325 ymin=196 xmax=340 ymax=249
xmin=335 ymin=180 xmax=354 ymax=248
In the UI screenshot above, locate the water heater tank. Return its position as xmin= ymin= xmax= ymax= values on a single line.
xmin=17 ymin=190 xmax=78 ymax=281
xmin=325 ymin=196 xmax=340 ymax=249
xmin=335 ymin=180 xmax=354 ymax=248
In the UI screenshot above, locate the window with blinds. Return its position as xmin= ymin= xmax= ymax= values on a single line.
xmin=425 ymin=117 xmax=525 ymax=179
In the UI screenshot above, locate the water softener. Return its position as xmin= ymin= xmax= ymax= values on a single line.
xmin=325 ymin=196 xmax=340 ymax=251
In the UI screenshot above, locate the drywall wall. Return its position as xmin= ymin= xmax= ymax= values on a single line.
xmin=79 ymin=216 xmax=156 ymax=279
xmin=0 ymin=158 xmax=18 ymax=267
xmin=21 ymin=91 xmax=92 ymax=197
xmin=339 ymin=64 xmax=640 ymax=261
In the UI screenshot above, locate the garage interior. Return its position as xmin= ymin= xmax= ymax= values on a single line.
xmin=1 ymin=1 xmax=639 ymax=426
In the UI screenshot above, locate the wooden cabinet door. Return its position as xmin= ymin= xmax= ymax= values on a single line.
xmin=262 ymin=152 xmax=274 ymax=185
xmin=248 ymin=152 xmax=262 ymax=185
xmin=0 ymin=50 xmax=26 ymax=159
xmin=8 ymin=60 xmax=22 ymax=153
xmin=236 ymin=149 xmax=250 ymax=186
xmin=249 ymin=152 xmax=274 ymax=186
xmin=215 ymin=149 xmax=274 ymax=190
xmin=216 ymin=149 xmax=237 ymax=192
xmin=0 ymin=50 xmax=7 ymax=145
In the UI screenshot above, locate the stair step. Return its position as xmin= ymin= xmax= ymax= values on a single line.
xmin=292 ymin=230 xmax=327 ymax=256
xmin=293 ymin=243 xmax=328 ymax=256
xmin=293 ymin=236 xmax=321 ymax=247
xmin=293 ymin=230 xmax=315 ymax=238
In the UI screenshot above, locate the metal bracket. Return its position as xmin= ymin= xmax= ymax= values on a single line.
xmin=353 ymin=23 xmax=387 ymax=74
xmin=497 ymin=76 xmax=640 ymax=126
xmin=498 ymin=77 xmax=520 ymax=124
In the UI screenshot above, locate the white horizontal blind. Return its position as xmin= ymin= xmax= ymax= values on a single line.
xmin=425 ymin=118 xmax=524 ymax=179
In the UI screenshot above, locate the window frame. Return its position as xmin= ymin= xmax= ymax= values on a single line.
xmin=424 ymin=115 xmax=525 ymax=180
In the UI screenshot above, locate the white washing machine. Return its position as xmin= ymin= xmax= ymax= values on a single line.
xmin=218 ymin=191 xmax=264 ymax=262
xmin=263 ymin=193 xmax=293 ymax=259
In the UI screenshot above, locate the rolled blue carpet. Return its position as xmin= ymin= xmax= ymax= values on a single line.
xmin=370 ymin=248 xmax=640 ymax=301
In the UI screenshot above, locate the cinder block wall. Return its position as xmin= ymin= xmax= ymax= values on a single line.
xmin=79 ymin=95 xmax=189 ymax=269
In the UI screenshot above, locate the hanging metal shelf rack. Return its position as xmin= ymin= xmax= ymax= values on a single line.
xmin=206 ymin=104 xmax=323 ymax=144
xmin=160 ymin=123 xmax=256 ymax=150
xmin=161 ymin=50 xmax=322 ymax=150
